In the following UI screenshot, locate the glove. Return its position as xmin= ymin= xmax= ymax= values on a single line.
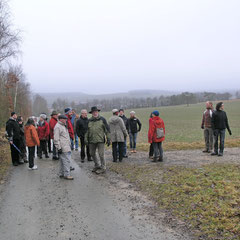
xmin=229 ymin=130 xmax=232 ymax=135
xmin=201 ymin=126 xmax=204 ymax=129
xmin=58 ymin=149 xmax=62 ymax=155
xmin=107 ymin=139 xmax=111 ymax=147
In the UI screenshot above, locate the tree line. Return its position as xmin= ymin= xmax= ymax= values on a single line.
xmin=0 ymin=0 xmax=32 ymax=127
xmin=51 ymin=91 xmax=236 ymax=113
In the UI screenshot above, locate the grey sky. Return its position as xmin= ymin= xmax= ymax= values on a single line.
xmin=10 ymin=0 xmax=240 ymax=94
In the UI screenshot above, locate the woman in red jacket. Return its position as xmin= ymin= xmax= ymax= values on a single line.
xmin=148 ymin=110 xmax=165 ymax=162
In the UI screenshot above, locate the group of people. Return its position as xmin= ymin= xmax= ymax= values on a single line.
xmin=201 ymin=101 xmax=232 ymax=156
xmin=5 ymin=100 xmax=231 ymax=180
xmin=5 ymin=106 xmax=146 ymax=179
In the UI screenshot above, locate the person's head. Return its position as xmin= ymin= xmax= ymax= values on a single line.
xmin=216 ymin=102 xmax=224 ymax=111
xmin=17 ymin=116 xmax=23 ymax=124
xmin=206 ymin=101 xmax=213 ymax=109
xmin=40 ymin=113 xmax=47 ymax=122
xmin=58 ymin=114 xmax=68 ymax=124
xmin=81 ymin=109 xmax=88 ymax=119
xmin=119 ymin=109 xmax=124 ymax=116
xmin=72 ymin=109 xmax=76 ymax=115
xmin=112 ymin=109 xmax=119 ymax=116
xmin=51 ymin=111 xmax=58 ymax=119
xmin=152 ymin=110 xmax=159 ymax=117
xmin=25 ymin=117 xmax=35 ymax=126
xmin=64 ymin=107 xmax=72 ymax=116
xmin=11 ymin=112 xmax=17 ymax=119
xmin=130 ymin=111 xmax=135 ymax=118
xmin=89 ymin=106 xmax=100 ymax=118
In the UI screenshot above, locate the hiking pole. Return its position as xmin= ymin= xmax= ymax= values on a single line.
xmin=11 ymin=143 xmax=22 ymax=154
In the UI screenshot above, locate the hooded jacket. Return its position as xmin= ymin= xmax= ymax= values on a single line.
xmin=54 ymin=121 xmax=71 ymax=152
xmin=24 ymin=124 xmax=40 ymax=147
xmin=211 ymin=110 xmax=231 ymax=132
xmin=148 ymin=116 xmax=165 ymax=143
xmin=85 ymin=115 xmax=110 ymax=144
xmin=65 ymin=114 xmax=74 ymax=140
xmin=49 ymin=116 xmax=58 ymax=139
xmin=37 ymin=120 xmax=50 ymax=140
xmin=108 ymin=115 xmax=128 ymax=142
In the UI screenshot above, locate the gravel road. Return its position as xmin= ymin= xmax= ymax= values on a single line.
xmin=0 ymin=150 xmax=190 ymax=240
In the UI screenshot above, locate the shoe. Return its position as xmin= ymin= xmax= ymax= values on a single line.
xmin=202 ymin=149 xmax=209 ymax=153
xmin=52 ymin=156 xmax=59 ymax=160
xmin=158 ymin=156 xmax=163 ymax=162
xmin=81 ymin=160 xmax=85 ymax=163
xmin=75 ymin=148 xmax=78 ymax=151
xmin=92 ymin=167 xmax=101 ymax=172
xmin=131 ymin=150 xmax=134 ymax=153
xmin=119 ymin=159 xmax=123 ymax=162
xmin=113 ymin=160 xmax=117 ymax=162
xmin=218 ymin=153 xmax=223 ymax=157
xmin=28 ymin=165 xmax=38 ymax=170
xmin=123 ymin=155 xmax=128 ymax=158
xmin=211 ymin=152 xmax=218 ymax=156
xmin=87 ymin=158 xmax=93 ymax=161
xmin=95 ymin=168 xmax=106 ymax=174
xmin=18 ymin=161 xmax=24 ymax=164
xmin=39 ymin=156 xmax=42 ymax=159
xmin=149 ymin=156 xmax=154 ymax=159
xmin=70 ymin=167 xmax=75 ymax=171
xmin=13 ymin=162 xmax=18 ymax=166
xmin=152 ymin=158 xmax=158 ymax=162
xmin=24 ymin=160 xmax=29 ymax=163
xmin=59 ymin=175 xmax=64 ymax=178
xmin=49 ymin=150 xmax=53 ymax=153
xmin=133 ymin=150 xmax=137 ymax=153
xmin=64 ymin=176 xmax=74 ymax=180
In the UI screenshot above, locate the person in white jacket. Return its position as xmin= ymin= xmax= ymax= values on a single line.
xmin=54 ymin=115 xmax=74 ymax=180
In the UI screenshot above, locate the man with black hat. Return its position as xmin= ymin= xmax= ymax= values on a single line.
xmin=85 ymin=106 xmax=110 ymax=174
xmin=6 ymin=112 xmax=22 ymax=166
xmin=54 ymin=115 xmax=74 ymax=180
xmin=49 ymin=110 xmax=59 ymax=160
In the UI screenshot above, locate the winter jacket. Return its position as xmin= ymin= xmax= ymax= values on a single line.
xmin=119 ymin=114 xmax=128 ymax=127
xmin=18 ymin=122 xmax=26 ymax=147
xmin=211 ymin=110 xmax=231 ymax=132
xmin=75 ymin=116 xmax=89 ymax=138
xmin=148 ymin=116 xmax=165 ymax=143
xmin=24 ymin=125 xmax=40 ymax=147
xmin=73 ymin=115 xmax=80 ymax=133
xmin=201 ymin=109 xmax=213 ymax=129
xmin=66 ymin=114 xmax=74 ymax=140
xmin=126 ymin=117 xmax=142 ymax=133
xmin=37 ymin=120 xmax=50 ymax=140
xmin=49 ymin=117 xmax=58 ymax=139
xmin=108 ymin=116 xmax=128 ymax=143
xmin=85 ymin=116 xmax=110 ymax=144
xmin=54 ymin=121 xmax=71 ymax=153
xmin=6 ymin=118 xmax=21 ymax=141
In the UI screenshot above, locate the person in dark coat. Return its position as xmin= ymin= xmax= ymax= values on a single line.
xmin=75 ymin=109 xmax=91 ymax=162
xmin=126 ymin=111 xmax=142 ymax=153
xmin=17 ymin=116 xmax=27 ymax=163
xmin=211 ymin=102 xmax=232 ymax=156
xmin=119 ymin=109 xmax=128 ymax=157
xmin=6 ymin=112 xmax=22 ymax=166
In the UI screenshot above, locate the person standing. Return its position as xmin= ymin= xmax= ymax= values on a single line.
xmin=75 ymin=109 xmax=91 ymax=163
xmin=54 ymin=115 xmax=74 ymax=180
xmin=49 ymin=111 xmax=59 ymax=160
xmin=64 ymin=108 xmax=74 ymax=146
xmin=148 ymin=110 xmax=165 ymax=162
xmin=126 ymin=111 xmax=142 ymax=153
xmin=24 ymin=118 xmax=40 ymax=170
xmin=17 ymin=116 xmax=27 ymax=163
xmin=211 ymin=102 xmax=232 ymax=156
xmin=201 ymin=101 xmax=214 ymax=153
xmin=148 ymin=112 xmax=154 ymax=159
xmin=71 ymin=109 xmax=79 ymax=151
xmin=6 ymin=112 xmax=22 ymax=166
xmin=109 ymin=109 xmax=128 ymax=162
xmin=118 ymin=109 xmax=128 ymax=158
xmin=37 ymin=114 xmax=50 ymax=159
xmin=85 ymin=106 xmax=110 ymax=174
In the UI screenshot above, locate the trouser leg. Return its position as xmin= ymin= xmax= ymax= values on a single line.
xmin=129 ymin=133 xmax=133 ymax=149
xmin=112 ymin=142 xmax=118 ymax=162
xmin=204 ymin=128 xmax=209 ymax=150
xmin=86 ymin=144 xmax=91 ymax=160
xmin=209 ymin=128 xmax=213 ymax=151
xmin=48 ymin=138 xmax=52 ymax=152
xmin=28 ymin=146 xmax=35 ymax=168
xmin=149 ymin=143 xmax=154 ymax=157
xmin=75 ymin=134 xmax=79 ymax=149
xmin=123 ymin=138 xmax=127 ymax=156
xmin=52 ymin=144 xmax=58 ymax=158
xmin=97 ymin=143 xmax=106 ymax=170
xmin=80 ymin=137 xmax=86 ymax=160
xmin=219 ymin=130 xmax=225 ymax=154
xmin=10 ymin=140 xmax=20 ymax=165
xmin=153 ymin=142 xmax=159 ymax=158
xmin=89 ymin=143 xmax=100 ymax=167
xmin=60 ymin=152 xmax=71 ymax=177
xmin=118 ymin=142 xmax=124 ymax=161
xmin=159 ymin=142 xmax=163 ymax=158
xmin=133 ymin=133 xmax=137 ymax=150
xmin=213 ymin=130 xmax=219 ymax=153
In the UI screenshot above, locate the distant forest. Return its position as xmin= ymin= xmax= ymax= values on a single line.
xmin=49 ymin=91 xmax=239 ymax=114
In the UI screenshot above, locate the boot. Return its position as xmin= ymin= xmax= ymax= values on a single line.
xmin=158 ymin=156 xmax=163 ymax=162
xmin=152 ymin=157 xmax=158 ymax=162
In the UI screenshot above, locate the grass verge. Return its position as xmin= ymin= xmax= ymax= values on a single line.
xmin=0 ymin=138 xmax=11 ymax=184
xmin=109 ymin=163 xmax=240 ymax=239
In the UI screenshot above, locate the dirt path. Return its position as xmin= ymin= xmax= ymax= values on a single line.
xmin=0 ymin=150 xmax=189 ymax=240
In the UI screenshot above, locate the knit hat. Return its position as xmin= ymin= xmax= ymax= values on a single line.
xmin=51 ymin=110 xmax=58 ymax=116
xmin=112 ymin=109 xmax=119 ymax=114
xmin=40 ymin=113 xmax=47 ymax=120
xmin=152 ymin=110 xmax=159 ymax=116
xmin=64 ymin=107 xmax=72 ymax=114
xmin=11 ymin=112 xmax=16 ymax=116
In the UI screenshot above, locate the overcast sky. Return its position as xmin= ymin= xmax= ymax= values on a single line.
xmin=10 ymin=0 xmax=240 ymax=94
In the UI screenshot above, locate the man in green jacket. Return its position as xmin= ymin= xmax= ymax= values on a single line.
xmin=85 ymin=106 xmax=110 ymax=174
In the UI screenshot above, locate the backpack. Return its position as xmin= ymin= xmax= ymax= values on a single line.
xmin=156 ymin=127 xmax=164 ymax=138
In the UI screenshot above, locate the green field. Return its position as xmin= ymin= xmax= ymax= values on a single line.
xmin=100 ymin=100 xmax=240 ymax=148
